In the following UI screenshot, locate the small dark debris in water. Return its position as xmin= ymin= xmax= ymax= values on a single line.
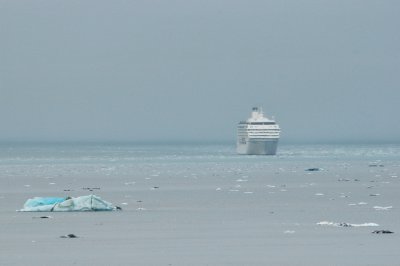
xmin=372 ymin=230 xmax=394 ymax=234
xmin=82 ymin=187 xmax=100 ymax=191
xmin=63 ymin=189 xmax=72 ymax=192
xmin=305 ymin=168 xmax=321 ymax=172
xmin=338 ymin=223 xmax=352 ymax=227
xmin=354 ymin=179 xmax=360 ymax=182
xmin=369 ymin=164 xmax=384 ymax=167
xmin=116 ymin=206 xmax=122 ymax=210
xmin=369 ymin=194 xmax=380 ymax=197
xmin=60 ymin=234 xmax=78 ymax=238
xmin=137 ymin=200 xmax=143 ymax=203
xmin=153 ymin=186 xmax=159 ymax=189
xmin=33 ymin=216 xmax=52 ymax=219
xmin=338 ymin=178 xmax=350 ymax=182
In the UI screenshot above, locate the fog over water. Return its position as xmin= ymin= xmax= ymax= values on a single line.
xmin=1 ymin=0 xmax=399 ymax=143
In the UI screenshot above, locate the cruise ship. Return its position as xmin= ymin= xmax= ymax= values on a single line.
xmin=237 ymin=107 xmax=280 ymax=155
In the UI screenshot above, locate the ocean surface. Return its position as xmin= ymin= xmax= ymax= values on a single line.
xmin=1 ymin=143 xmax=400 ymax=174
xmin=1 ymin=143 xmax=399 ymax=265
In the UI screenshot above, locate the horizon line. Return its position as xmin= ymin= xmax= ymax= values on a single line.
xmin=0 ymin=139 xmax=399 ymax=146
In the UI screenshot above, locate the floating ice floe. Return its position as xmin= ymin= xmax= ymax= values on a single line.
xmin=373 ymin=206 xmax=393 ymax=211
xmin=19 ymin=195 xmax=118 ymax=212
xmin=348 ymin=202 xmax=368 ymax=206
xmin=284 ymin=230 xmax=296 ymax=234
xmin=317 ymin=221 xmax=379 ymax=227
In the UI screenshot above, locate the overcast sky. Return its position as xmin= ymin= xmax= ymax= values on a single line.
xmin=1 ymin=0 xmax=399 ymax=143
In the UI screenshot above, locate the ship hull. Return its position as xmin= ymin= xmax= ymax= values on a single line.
xmin=237 ymin=139 xmax=279 ymax=155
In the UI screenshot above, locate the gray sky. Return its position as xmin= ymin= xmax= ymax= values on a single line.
xmin=1 ymin=0 xmax=399 ymax=143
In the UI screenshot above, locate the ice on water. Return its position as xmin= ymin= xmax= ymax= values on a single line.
xmin=1 ymin=143 xmax=400 ymax=264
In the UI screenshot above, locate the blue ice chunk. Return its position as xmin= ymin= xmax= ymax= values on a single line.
xmin=20 ymin=195 xmax=117 ymax=212
xmin=24 ymin=197 xmax=66 ymax=208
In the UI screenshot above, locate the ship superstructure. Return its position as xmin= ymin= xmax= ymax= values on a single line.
xmin=237 ymin=107 xmax=280 ymax=155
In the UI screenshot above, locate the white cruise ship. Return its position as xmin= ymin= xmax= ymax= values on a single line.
xmin=237 ymin=107 xmax=280 ymax=155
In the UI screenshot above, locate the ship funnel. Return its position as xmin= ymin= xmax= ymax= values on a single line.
xmin=251 ymin=107 xmax=262 ymax=120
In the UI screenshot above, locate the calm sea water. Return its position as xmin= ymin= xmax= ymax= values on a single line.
xmin=1 ymin=143 xmax=399 ymax=266
xmin=1 ymin=142 xmax=399 ymax=182
xmin=1 ymin=143 xmax=399 ymax=164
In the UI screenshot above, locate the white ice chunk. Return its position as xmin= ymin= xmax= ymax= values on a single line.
xmin=317 ymin=221 xmax=379 ymax=227
xmin=373 ymin=206 xmax=393 ymax=211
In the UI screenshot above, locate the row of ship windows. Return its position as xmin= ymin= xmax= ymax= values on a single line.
xmin=238 ymin=122 xmax=276 ymax=125
xmin=238 ymin=132 xmax=280 ymax=134
xmin=238 ymin=128 xmax=280 ymax=131
xmin=238 ymin=134 xmax=279 ymax=138
xmin=238 ymin=129 xmax=280 ymax=134
xmin=238 ymin=132 xmax=279 ymax=134
xmin=238 ymin=125 xmax=278 ymax=129
xmin=238 ymin=128 xmax=278 ymax=131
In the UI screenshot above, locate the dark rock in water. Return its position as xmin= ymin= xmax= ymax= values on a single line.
xmin=305 ymin=168 xmax=321 ymax=172
xmin=116 ymin=206 xmax=122 ymax=210
xmin=372 ymin=230 xmax=394 ymax=234
xmin=60 ymin=234 xmax=78 ymax=238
